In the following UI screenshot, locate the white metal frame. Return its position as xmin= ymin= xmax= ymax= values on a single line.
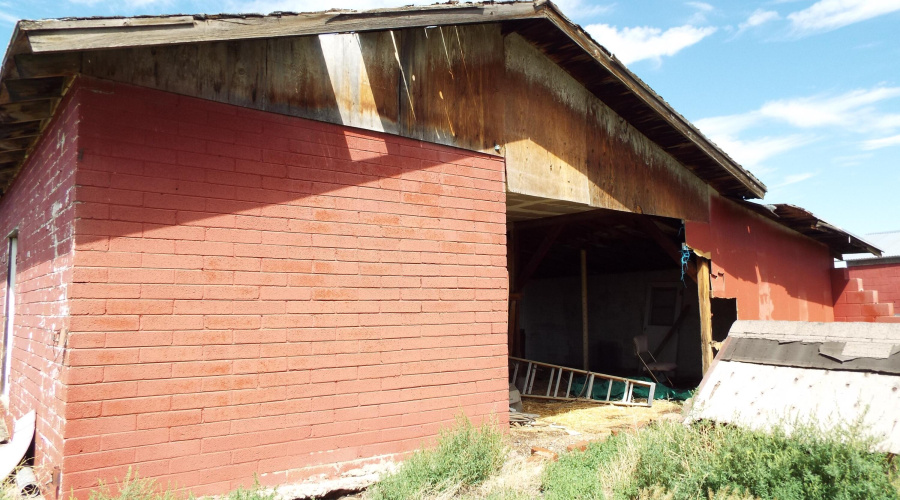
xmin=509 ymin=356 xmax=655 ymax=407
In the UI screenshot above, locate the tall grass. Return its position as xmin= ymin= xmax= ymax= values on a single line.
xmin=543 ymin=419 xmax=899 ymax=500
xmin=84 ymin=469 xmax=276 ymax=500
xmin=368 ymin=415 xmax=507 ymax=500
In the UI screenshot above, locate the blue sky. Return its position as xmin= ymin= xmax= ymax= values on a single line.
xmin=1 ymin=0 xmax=898 ymax=237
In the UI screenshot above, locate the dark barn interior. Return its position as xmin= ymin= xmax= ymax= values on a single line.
xmin=507 ymin=195 xmax=705 ymax=387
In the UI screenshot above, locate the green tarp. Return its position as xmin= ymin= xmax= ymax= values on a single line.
xmin=570 ymin=376 xmax=693 ymax=402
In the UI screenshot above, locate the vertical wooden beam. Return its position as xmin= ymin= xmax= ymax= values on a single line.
xmin=507 ymin=224 xmax=523 ymax=357
xmin=581 ymin=248 xmax=589 ymax=371
xmin=697 ymin=258 xmax=714 ymax=374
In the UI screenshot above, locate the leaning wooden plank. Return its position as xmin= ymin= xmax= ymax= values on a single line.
xmin=23 ymin=4 xmax=541 ymax=53
xmin=652 ymin=304 xmax=692 ymax=359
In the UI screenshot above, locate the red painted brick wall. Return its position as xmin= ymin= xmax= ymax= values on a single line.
xmin=845 ymin=264 xmax=900 ymax=313
xmin=0 ymin=85 xmax=79 ymax=494
xmin=686 ymin=193 xmax=835 ymax=322
xmin=832 ymin=268 xmax=898 ymax=323
xmin=61 ymin=78 xmax=509 ymax=497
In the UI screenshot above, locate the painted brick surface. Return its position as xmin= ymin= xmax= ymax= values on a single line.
xmin=0 ymin=87 xmax=79 ymax=496
xmin=845 ymin=263 xmax=900 ymax=313
xmin=62 ymin=78 xmax=509 ymax=497
xmin=832 ymin=268 xmax=896 ymax=322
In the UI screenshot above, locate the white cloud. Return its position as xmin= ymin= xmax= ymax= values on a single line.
xmin=686 ymin=1 xmax=713 ymax=11
xmin=738 ymin=9 xmax=780 ymax=32
xmin=696 ymin=85 xmax=900 ymax=167
xmin=773 ymin=172 xmax=817 ymax=188
xmin=67 ymin=0 xmax=172 ymax=6
xmin=788 ymin=0 xmax=900 ymax=35
xmin=223 ymin=0 xmax=430 ymax=14
xmin=862 ymin=134 xmax=900 ymax=150
xmin=758 ymin=87 xmax=900 ymax=130
xmin=0 ymin=9 xmax=18 ymax=23
xmin=551 ymin=0 xmax=615 ymax=19
xmin=693 ymin=121 xmax=813 ymax=168
xmin=585 ymin=23 xmax=716 ymax=64
xmin=686 ymin=1 xmax=714 ymax=24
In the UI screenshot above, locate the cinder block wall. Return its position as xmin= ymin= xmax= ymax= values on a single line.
xmin=60 ymin=78 xmax=509 ymax=497
xmin=845 ymin=264 xmax=900 ymax=315
xmin=0 ymin=85 xmax=79 ymax=494
xmin=832 ymin=268 xmax=898 ymax=323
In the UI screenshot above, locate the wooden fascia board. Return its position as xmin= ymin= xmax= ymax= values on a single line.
xmin=9 ymin=1 xmax=767 ymax=203
xmin=20 ymin=3 xmax=541 ymax=53
xmin=538 ymin=7 xmax=767 ymax=200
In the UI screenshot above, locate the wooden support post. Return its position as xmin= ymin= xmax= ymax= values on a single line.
xmin=697 ymin=258 xmax=714 ymax=374
xmin=581 ymin=248 xmax=589 ymax=371
xmin=507 ymin=225 xmax=519 ymax=357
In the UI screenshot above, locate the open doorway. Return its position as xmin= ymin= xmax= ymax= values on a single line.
xmin=507 ymin=199 xmax=704 ymax=389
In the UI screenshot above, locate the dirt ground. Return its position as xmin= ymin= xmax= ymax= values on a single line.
xmin=466 ymin=398 xmax=684 ymax=499
xmin=509 ymin=398 xmax=683 ymax=457
xmin=334 ymin=398 xmax=684 ymax=499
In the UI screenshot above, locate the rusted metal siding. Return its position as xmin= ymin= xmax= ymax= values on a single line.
xmin=82 ymin=26 xmax=708 ymax=221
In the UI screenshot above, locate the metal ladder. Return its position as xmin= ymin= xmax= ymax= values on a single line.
xmin=509 ymin=356 xmax=655 ymax=407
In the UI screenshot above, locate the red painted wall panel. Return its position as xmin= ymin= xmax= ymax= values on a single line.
xmin=59 ymin=78 xmax=509 ymax=497
xmin=686 ymin=192 xmax=834 ymax=322
xmin=0 ymin=86 xmax=79 ymax=498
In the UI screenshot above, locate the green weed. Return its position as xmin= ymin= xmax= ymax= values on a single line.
xmin=543 ymin=419 xmax=900 ymax=500
xmin=83 ymin=469 xmax=276 ymax=500
xmin=85 ymin=469 xmax=181 ymax=500
xmin=367 ymin=415 xmax=507 ymax=500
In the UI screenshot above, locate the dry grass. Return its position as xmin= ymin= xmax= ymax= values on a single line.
xmin=522 ymin=399 xmax=683 ymax=435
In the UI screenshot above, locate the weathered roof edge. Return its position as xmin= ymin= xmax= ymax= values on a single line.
xmin=1 ymin=1 xmax=767 ymax=198
xmin=735 ymin=200 xmax=882 ymax=258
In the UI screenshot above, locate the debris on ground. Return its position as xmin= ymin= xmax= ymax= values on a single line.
xmin=529 ymin=446 xmax=559 ymax=462
xmin=508 ymin=409 xmax=538 ymax=425
xmin=272 ymin=461 xmax=396 ymax=500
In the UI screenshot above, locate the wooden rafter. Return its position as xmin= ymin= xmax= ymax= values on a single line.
xmin=515 ymin=223 xmax=565 ymax=291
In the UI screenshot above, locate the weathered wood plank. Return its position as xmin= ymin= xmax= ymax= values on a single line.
xmin=0 ymin=100 xmax=54 ymax=123
xmin=0 ymin=121 xmax=42 ymax=140
xmin=698 ymin=258 xmax=714 ymax=374
xmin=23 ymin=4 xmax=540 ymax=53
xmin=4 ymin=77 xmax=66 ymax=101
xmin=400 ymin=24 xmax=503 ymax=153
xmin=540 ymin=12 xmax=766 ymax=198
xmin=14 ymin=53 xmax=82 ymax=78
xmin=0 ymin=151 xmax=25 ymax=164
xmin=504 ymin=33 xmax=709 ymax=222
xmin=0 ymin=138 xmax=31 ymax=152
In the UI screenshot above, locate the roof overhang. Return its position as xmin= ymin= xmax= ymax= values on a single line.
xmin=0 ymin=1 xmax=766 ymax=199
xmin=735 ymin=200 xmax=882 ymax=259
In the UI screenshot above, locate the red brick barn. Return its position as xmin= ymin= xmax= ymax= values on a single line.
xmin=833 ymin=230 xmax=900 ymax=323
xmin=0 ymin=2 xmax=878 ymax=498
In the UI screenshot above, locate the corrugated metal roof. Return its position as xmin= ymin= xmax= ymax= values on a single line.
xmin=690 ymin=320 xmax=900 ymax=454
xmin=844 ymin=230 xmax=900 ymax=263
xmin=735 ymin=201 xmax=881 ymax=258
